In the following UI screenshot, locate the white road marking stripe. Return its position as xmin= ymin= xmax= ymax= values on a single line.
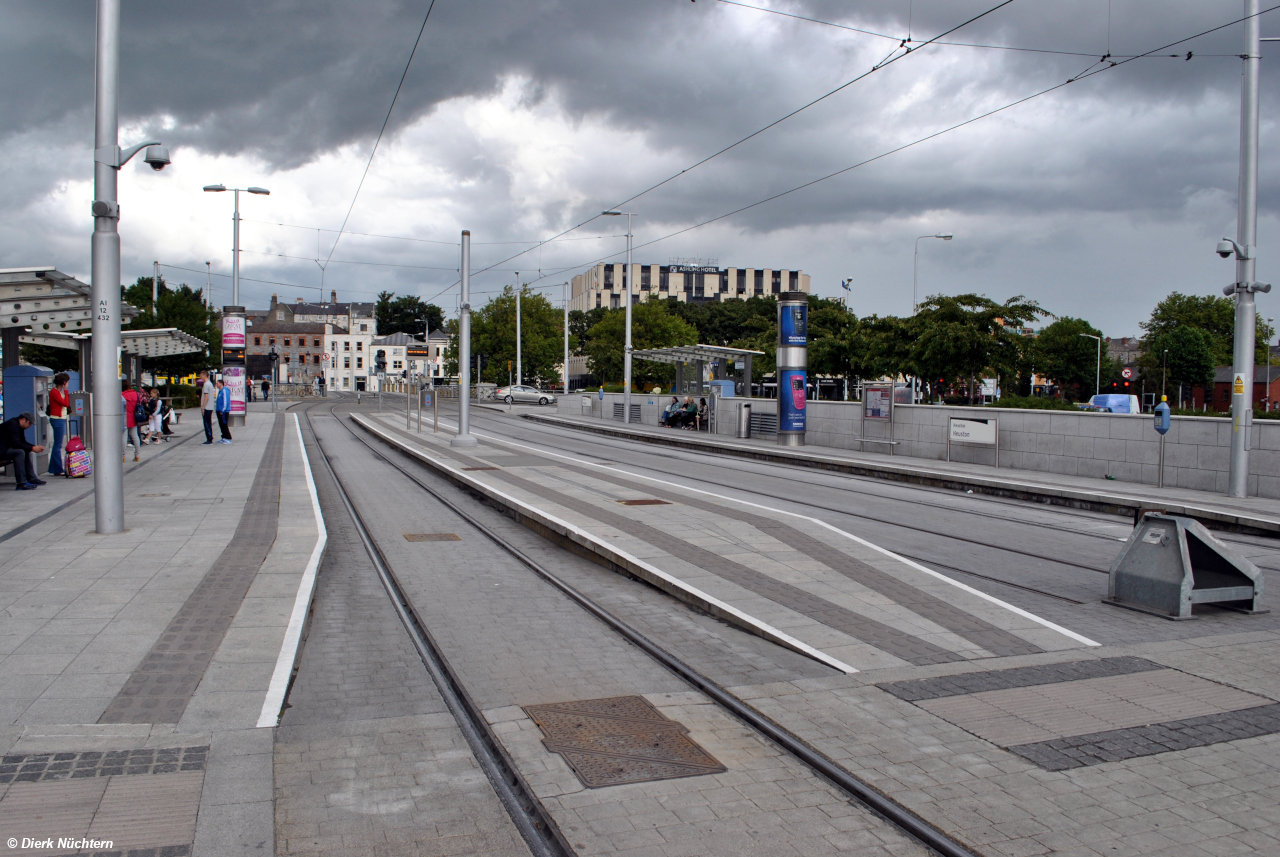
xmin=257 ymin=414 xmax=329 ymax=728
xmin=428 ymin=417 xmax=1101 ymax=649
xmin=354 ymin=415 xmax=858 ymax=674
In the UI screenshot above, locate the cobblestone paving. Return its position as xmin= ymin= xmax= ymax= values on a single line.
xmin=274 ymin=412 xmax=529 ymax=857
xmin=0 ymin=745 xmax=207 ymax=783
xmin=326 ymin=413 xmax=933 ymax=857
xmin=880 ymin=656 xmax=1163 ymax=701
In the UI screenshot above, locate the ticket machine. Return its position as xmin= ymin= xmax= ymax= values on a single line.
xmin=2 ymin=364 xmax=54 ymax=473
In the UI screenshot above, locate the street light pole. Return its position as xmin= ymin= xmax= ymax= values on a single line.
xmin=515 ymin=272 xmax=521 ymax=386
xmin=452 ymin=230 xmax=478 ymax=447
xmin=1268 ymin=317 xmax=1274 ymax=411
xmin=602 ymin=211 xmax=636 ymax=422
xmin=563 ymin=282 xmax=570 ymax=395
xmin=91 ymin=0 xmax=168 ymax=534
xmin=1079 ymin=333 xmax=1101 ymax=397
xmin=913 ymin=232 xmax=953 ymax=315
xmin=203 ymin=184 xmax=270 ymax=307
xmin=153 ymin=260 xmax=160 ymax=307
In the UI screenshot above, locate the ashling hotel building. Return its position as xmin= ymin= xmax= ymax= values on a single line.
xmin=568 ymin=263 xmax=810 ymax=312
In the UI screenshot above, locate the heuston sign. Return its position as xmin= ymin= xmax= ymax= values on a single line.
xmin=949 ymin=417 xmax=996 ymax=446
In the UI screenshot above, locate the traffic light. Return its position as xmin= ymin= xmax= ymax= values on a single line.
xmin=374 ymin=349 xmax=387 ymax=374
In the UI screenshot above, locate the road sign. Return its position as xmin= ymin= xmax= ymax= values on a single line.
xmin=321 ymin=352 xmax=331 ymax=361
xmin=1122 ymin=368 xmax=1133 ymax=379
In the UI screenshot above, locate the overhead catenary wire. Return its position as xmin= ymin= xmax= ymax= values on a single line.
xmin=461 ymin=0 xmax=1019 ymax=285
xmin=474 ymin=2 xmax=1280 ymax=297
xmin=242 ymin=218 xmax=629 ymax=247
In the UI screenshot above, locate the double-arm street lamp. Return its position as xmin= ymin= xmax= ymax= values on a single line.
xmin=1078 ymin=333 xmax=1102 ymax=398
xmin=602 ymin=210 xmax=636 ymax=422
xmin=203 ymin=184 xmax=270 ymax=305
xmin=91 ymin=0 xmax=171 ymax=534
xmin=913 ymin=233 xmax=953 ymax=315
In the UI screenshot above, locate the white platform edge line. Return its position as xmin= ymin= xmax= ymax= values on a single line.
xmin=353 ymin=415 xmax=856 ymax=674
xmin=425 ymin=418 xmax=1101 ymax=649
xmin=257 ymin=414 xmax=329 ymax=728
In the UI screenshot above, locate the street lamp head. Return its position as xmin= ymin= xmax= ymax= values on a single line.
xmin=601 ymin=210 xmax=621 ymax=216
xmin=937 ymin=233 xmax=953 ymax=240
xmin=248 ymin=187 xmax=270 ymax=195
xmin=203 ymin=184 xmax=226 ymax=192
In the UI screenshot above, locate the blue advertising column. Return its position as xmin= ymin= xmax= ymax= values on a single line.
xmin=777 ymin=294 xmax=808 ymax=446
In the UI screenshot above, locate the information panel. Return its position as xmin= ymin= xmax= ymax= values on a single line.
xmin=949 ymin=417 xmax=996 ymax=445
xmin=863 ymin=385 xmax=893 ymax=420
xmin=222 ymin=316 xmax=246 ymax=349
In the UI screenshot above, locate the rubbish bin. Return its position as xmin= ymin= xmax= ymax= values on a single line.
xmin=737 ymin=402 xmax=751 ymax=438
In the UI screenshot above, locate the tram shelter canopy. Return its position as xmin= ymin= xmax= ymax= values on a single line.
xmin=630 ymin=344 xmax=763 ymax=394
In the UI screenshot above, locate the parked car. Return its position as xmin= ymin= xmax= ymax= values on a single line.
xmin=1078 ymin=394 xmax=1141 ymax=414
xmin=495 ymin=385 xmax=557 ymax=405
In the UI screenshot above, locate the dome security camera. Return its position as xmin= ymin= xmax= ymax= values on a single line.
xmin=142 ymin=145 xmax=171 ymax=171
xmin=1217 ymin=240 xmax=1235 ymax=259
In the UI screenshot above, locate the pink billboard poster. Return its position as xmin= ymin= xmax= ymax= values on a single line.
xmin=222 ymin=316 xmax=246 ymax=349
xmin=224 ymin=366 xmax=247 ymax=415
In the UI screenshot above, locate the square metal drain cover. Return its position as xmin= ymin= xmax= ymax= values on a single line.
xmin=523 ymin=695 xmax=725 ymax=788
xmin=403 ymin=533 xmax=461 ymax=542
xmin=617 ymin=499 xmax=670 ymax=506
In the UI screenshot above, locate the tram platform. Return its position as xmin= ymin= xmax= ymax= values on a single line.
xmin=0 ymin=404 xmax=323 ymax=856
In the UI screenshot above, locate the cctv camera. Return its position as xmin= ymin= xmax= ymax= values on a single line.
xmin=142 ymin=145 xmax=171 ymax=171
xmin=1217 ymin=240 xmax=1235 ymax=259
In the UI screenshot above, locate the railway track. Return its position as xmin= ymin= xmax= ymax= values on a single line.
xmin=294 ymin=396 xmax=983 ymax=857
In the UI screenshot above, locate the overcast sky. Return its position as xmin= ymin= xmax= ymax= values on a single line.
xmin=4 ymin=0 xmax=1280 ymax=337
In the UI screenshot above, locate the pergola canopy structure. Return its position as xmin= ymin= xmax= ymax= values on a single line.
xmin=630 ymin=344 xmax=763 ymax=395
xmin=0 ymin=266 xmax=139 ymax=334
xmin=20 ymin=328 xmax=207 ymax=357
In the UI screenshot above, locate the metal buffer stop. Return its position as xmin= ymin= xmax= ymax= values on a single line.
xmin=1106 ymin=512 xmax=1266 ymax=619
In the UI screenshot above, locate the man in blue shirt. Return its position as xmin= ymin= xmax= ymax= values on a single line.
xmin=215 ymin=379 xmax=233 ymax=444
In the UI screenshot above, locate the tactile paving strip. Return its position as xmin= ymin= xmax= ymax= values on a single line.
xmin=99 ymin=416 xmax=285 ymax=724
xmin=0 ymin=747 xmax=208 ymax=783
xmin=524 ymin=695 xmax=726 ymax=788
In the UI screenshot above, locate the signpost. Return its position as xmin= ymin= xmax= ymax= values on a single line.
xmin=947 ymin=417 xmax=999 ymax=467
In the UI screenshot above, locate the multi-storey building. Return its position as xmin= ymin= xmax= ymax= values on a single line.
xmin=246 ymin=323 xmax=335 ymax=385
xmin=568 ymin=262 xmax=810 ymax=313
xmin=253 ymin=292 xmax=376 ymax=336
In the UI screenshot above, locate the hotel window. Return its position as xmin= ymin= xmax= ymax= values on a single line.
xmin=659 ymin=269 xmax=669 ymax=291
xmin=313 ymin=355 xmax=321 ymax=365
xmin=720 ymin=274 xmax=729 ymax=293
xmin=789 ymin=271 xmax=799 ymax=291
xmin=737 ymin=270 xmax=746 ymax=293
xmin=771 ymin=271 xmax=781 ymax=294
xmin=754 ymin=270 xmax=764 ymax=294
xmin=313 ymin=338 xmax=320 ymax=347
xmin=641 ymin=267 xmax=651 ymax=291
xmin=694 ymin=273 xmax=705 ymax=298
xmin=603 ymin=266 xmax=613 ymax=287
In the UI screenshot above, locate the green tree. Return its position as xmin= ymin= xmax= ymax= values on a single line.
xmin=1140 ymin=291 xmax=1273 ymax=367
xmin=471 ymin=286 xmax=565 ymax=385
xmin=375 ymin=291 xmax=444 ymax=336
xmin=569 ymin=307 xmax=608 ymax=356
xmin=1035 ymin=317 xmax=1118 ymax=401
xmin=122 ymin=276 xmax=219 ymax=377
xmin=1144 ymin=326 xmax=1216 ymax=396
xmin=911 ymin=293 xmax=1048 ymax=403
xmin=586 ymin=301 xmax=698 ymax=387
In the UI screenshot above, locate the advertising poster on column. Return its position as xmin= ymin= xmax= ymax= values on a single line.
xmin=222 ymin=316 xmax=246 ymax=349
xmin=224 ymin=366 xmax=247 ymax=416
xmin=779 ymin=303 xmax=808 ymax=346
xmin=779 ymin=369 xmax=806 ymax=432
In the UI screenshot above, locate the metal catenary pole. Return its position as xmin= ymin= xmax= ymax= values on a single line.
xmin=231 ymin=188 xmax=241 ymax=305
xmin=623 ymin=214 xmax=633 ymax=423
xmin=91 ymin=0 xmax=124 ymax=534
xmin=153 ymin=260 xmax=159 ymax=307
xmin=563 ymin=281 xmax=569 ymax=395
xmin=1229 ymin=0 xmax=1261 ymax=498
xmin=452 ymin=230 xmax=477 ymax=447
xmin=515 ymin=272 xmax=522 ymax=387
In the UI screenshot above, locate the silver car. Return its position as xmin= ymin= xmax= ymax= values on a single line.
xmin=496 ymin=385 xmax=557 ymax=405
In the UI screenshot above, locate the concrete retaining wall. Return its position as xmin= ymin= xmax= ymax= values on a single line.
xmin=559 ymin=391 xmax=1280 ymax=499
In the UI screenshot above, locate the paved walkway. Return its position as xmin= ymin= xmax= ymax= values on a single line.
xmin=0 ymin=404 xmax=320 ymax=857
xmin=358 ymin=410 xmax=1280 ymax=857
xmin=527 ymin=412 xmax=1280 ymax=533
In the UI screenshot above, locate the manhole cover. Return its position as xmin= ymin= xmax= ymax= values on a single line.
xmin=403 ymin=533 xmax=461 ymax=542
xmin=617 ymin=499 xmax=670 ymax=506
xmin=462 ymin=466 xmax=499 ymax=471
xmin=524 ymin=695 xmax=725 ymax=788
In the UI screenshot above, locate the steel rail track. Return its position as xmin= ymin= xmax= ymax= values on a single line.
xmin=336 ymin=403 xmax=983 ymax=857
xmin=297 ymin=399 xmax=574 ymax=857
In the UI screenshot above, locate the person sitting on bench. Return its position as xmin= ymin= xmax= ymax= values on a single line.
xmin=1 ymin=412 xmax=47 ymax=490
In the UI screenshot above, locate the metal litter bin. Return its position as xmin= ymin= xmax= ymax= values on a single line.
xmin=736 ymin=402 xmax=751 ymax=438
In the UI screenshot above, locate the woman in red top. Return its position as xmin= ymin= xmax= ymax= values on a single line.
xmin=47 ymin=372 xmax=71 ymax=476
xmin=122 ymin=378 xmax=142 ymax=462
